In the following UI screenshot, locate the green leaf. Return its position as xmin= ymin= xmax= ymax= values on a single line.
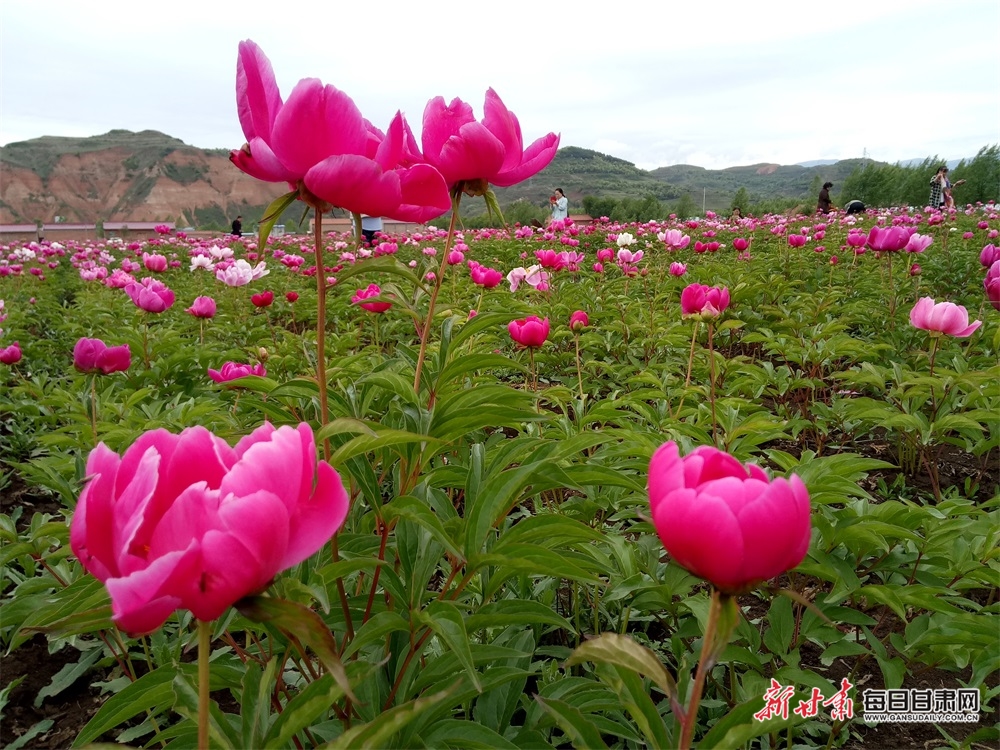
xmin=330 ymin=255 xmax=423 ymax=289
xmin=565 ymin=632 xmax=677 ymax=701
xmin=265 ymin=673 xmax=348 ymax=747
xmin=698 ymin=696 xmax=807 ymax=749
xmin=73 ymin=665 xmax=179 ymax=747
xmin=465 ymin=599 xmax=574 ymax=632
xmin=241 ymin=658 xmax=277 ymax=750
xmin=258 ymin=190 xmax=298 ymax=248
xmin=236 ymin=596 xmax=354 ymax=701
xmin=6 ymin=720 xmax=54 ymax=750
xmin=419 ymin=718 xmax=520 ymax=749
xmin=415 ymin=601 xmax=481 ymax=692
xmin=342 ymin=611 xmax=410 ymax=659
xmin=762 ymin=596 xmax=794 ymax=656
xmin=609 ymin=665 xmax=673 ymax=749
xmin=535 ymin=696 xmax=609 ymax=749
xmin=321 ymin=688 xmax=453 ymax=748
xmin=383 ymin=495 xmax=464 ymax=561
xmin=171 ymin=670 xmax=241 ymax=750
xmin=34 ymin=647 xmax=103 ymax=707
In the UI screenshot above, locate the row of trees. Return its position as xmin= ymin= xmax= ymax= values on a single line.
xmin=419 ymin=146 xmax=1000 ymax=229
xmin=839 ymin=145 xmax=999 ymax=209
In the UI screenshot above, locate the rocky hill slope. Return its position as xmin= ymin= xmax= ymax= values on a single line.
xmin=0 ymin=130 xmax=287 ymax=228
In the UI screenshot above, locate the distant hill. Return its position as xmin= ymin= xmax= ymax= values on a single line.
xmin=0 ymin=130 xmax=882 ymax=228
xmin=0 ymin=130 xmax=289 ymax=230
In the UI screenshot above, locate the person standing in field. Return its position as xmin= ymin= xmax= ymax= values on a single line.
xmin=817 ymin=182 xmax=834 ymax=214
xmin=550 ymin=188 xmax=568 ymax=223
xmin=231 ymin=215 xmax=243 ymax=236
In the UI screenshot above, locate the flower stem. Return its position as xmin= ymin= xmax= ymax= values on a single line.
xmin=574 ymin=333 xmax=584 ymax=400
xmin=89 ymin=375 xmax=98 ymax=447
xmin=679 ymin=589 xmax=721 ymax=750
xmin=312 ymin=209 xmax=330 ymax=460
xmin=413 ymin=193 xmax=461 ymax=396
xmin=673 ymin=321 xmax=700 ymax=419
xmin=197 ymin=619 xmax=211 ymax=750
xmin=707 ymin=322 xmax=718 ymax=448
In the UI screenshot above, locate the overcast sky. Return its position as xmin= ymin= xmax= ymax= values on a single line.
xmin=2 ymin=0 xmax=997 ymax=171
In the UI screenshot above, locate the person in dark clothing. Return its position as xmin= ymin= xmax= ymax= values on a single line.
xmin=844 ymin=200 xmax=865 ymax=215
xmin=817 ymin=182 xmax=833 ymax=214
xmin=231 ymin=215 xmax=243 ymax=236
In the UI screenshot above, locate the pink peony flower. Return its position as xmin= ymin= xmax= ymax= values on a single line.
xmin=909 ymin=297 xmax=982 ymax=337
xmin=208 ymin=361 xmax=267 ymax=383
xmin=985 ymin=260 xmax=1000 ymax=312
xmin=648 ymin=441 xmax=811 ymax=594
xmin=142 ymin=252 xmax=168 ymax=272
xmin=125 ymin=277 xmax=175 ymax=313
xmin=421 ymin=88 xmax=560 ymax=191
xmin=470 ymin=263 xmax=503 ymax=288
xmin=216 ymin=259 xmax=269 ymax=287
xmin=979 ymin=244 xmax=1000 ymax=267
xmin=0 ymin=341 xmax=22 ymax=365
xmin=904 ymin=233 xmax=933 ymax=254
xmin=285 ymin=291 xmax=299 ymax=303
xmin=69 ymin=422 xmax=348 ymax=634
xmin=230 ymin=40 xmax=450 ymax=223
xmin=569 ymin=310 xmax=589 ymax=332
xmin=508 ymin=315 xmax=550 ymax=348
xmin=866 ymin=225 xmax=911 ymax=252
xmin=251 ymin=290 xmax=275 ymax=308
xmin=351 ymin=283 xmax=392 ymax=313
xmin=73 ymin=338 xmax=131 ymax=375
xmin=680 ymin=283 xmax=730 ymax=319
xmin=669 ymin=262 xmax=687 ymax=277
xmin=661 ymin=229 xmax=691 ymax=251
xmin=187 ymin=296 xmax=217 ymax=319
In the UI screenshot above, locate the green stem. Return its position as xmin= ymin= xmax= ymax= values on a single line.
xmin=90 ymin=375 xmax=98 ymax=447
xmin=575 ymin=334 xmax=584 ymax=400
xmin=312 ymin=210 xmax=330 ymax=459
xmin=673 ymin=321 xmax=700 ymax=419
xmin=413 ymin=193 xmax=461 ymax=396
xmin=708 ymin=322 xmax=718 ymax=448
xmin=679 ymin=589 xmax=721 ymax=750
xmin=198 ymin=619 xmax=211 ymax=750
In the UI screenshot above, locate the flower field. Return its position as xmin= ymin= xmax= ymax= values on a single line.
xmin=2 ymin=202 xmax=998 ymax=748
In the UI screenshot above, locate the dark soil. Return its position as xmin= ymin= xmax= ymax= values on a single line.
xmin=1 ymin=635 xmax=107 ymax=749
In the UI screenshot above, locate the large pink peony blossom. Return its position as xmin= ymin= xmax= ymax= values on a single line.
xmin=70 ymin=423 xmax=349 ymax=634
xmin=909 ymin=297 xmax=982 ymax=337
xmin=648 ymin=441 xmax=811 ymax=594
xmin=230 ymin=40 xmax=450 ymax=223
xmin=421 ymin=88 xmax=560 ymax=193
